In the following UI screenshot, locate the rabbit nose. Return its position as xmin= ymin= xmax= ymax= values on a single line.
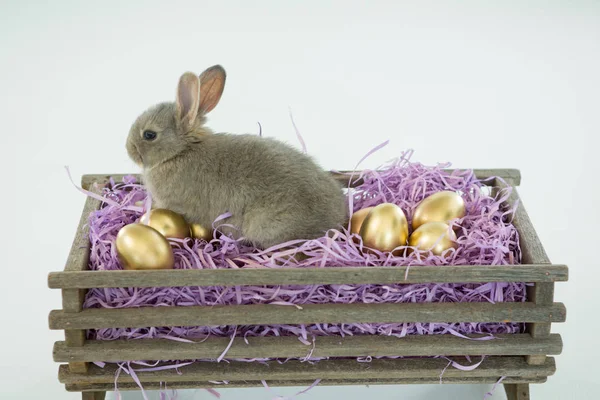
xmin=126 ymin=138 xmax=144 ymax=166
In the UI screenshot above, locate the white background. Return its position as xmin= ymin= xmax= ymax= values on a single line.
xmin=1 ymin=1 xmax=598 ymax=399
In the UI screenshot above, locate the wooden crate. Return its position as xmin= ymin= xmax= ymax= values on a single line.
xmin=48 ymin=170 xmax=568 ymax=400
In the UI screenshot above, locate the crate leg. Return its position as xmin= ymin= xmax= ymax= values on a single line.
xmin=82 ymin=392 xmax=106 ymax=400
xmin=504 ymin=383 xmax=530 ymax=400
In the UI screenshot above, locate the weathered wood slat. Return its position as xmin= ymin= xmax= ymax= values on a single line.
xmin=48 ymin=264 xmax=568 ymax=290
xmin=64 ymin=330 xmax=87 ymax=374
xmin=80 ymin=169 xmax=520 ymax=191
xmin=65 ymin=376 xmax=546 ymax=392
xmin=505 ymin=185 xmax=551 ymax=266
xmin=59 ymin=356 xmax=554 ymax=384
xmin=331 ymin=168 xmax=521 ymax=188
xmin=498 ymin=179 xmax=561 ymax=366
xmin=62 ymin=192 xmax=104 ymax=374
xmin=63 ymin=194 xmax=101 ymax=274
xmin=49 ymin=302 xmax=566 ymax=330
xmin=53 ymin=333 xmax=563 ymax=362
xmin=527 ymin=282 xmax=555 ymax=340
xmin=526 ymin=285 xmax=554 ymax=366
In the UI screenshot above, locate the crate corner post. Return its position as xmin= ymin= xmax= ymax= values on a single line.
xmin=52 ymin=176 xmax=108 ymax=399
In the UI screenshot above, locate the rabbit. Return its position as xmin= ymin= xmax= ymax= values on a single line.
xmin=126 ymin=65 xmax=348 ymax=249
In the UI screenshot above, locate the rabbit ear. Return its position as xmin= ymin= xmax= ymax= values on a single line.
xmin=198 ymin=65 xmax=226 ymax=115
xmin=176 ymin=72 xmax=201 ymax=127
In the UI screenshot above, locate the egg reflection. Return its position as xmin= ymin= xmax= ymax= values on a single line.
xmin=190 ymin=222 xmax=213 ymax=241
xmin=408 ymin=221 xmax=457 ymax=256
xmin=349 ymin=207 xmax=374 ymax=235
xmin=115 ymin=223 xmax=175 ymax=270
xmin=412 ymin=191 xmax=466 ymax=230
xmin=140 ymin=208 xmax=190 ymax=239
xmin=358 ymin=203 xmax=409 ymax=252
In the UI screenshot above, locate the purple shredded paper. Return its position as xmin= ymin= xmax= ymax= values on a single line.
xmin=79 ymin=149 xmax=526 ymax=397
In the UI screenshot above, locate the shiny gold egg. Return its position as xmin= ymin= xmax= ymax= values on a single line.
xmin=349 ymin=207 xmax=374 ymax=235
xmin=412 ymin=191 xmax=466 ymax=230
xmin=115 ymin=223 xmax=175 ymax=270
xmin=408 ymin=221 xmax=457 ymax=256
xmin=140 ymin=208 xmax=190 ymax=239
xmin=190 ymin=223 xmax=213 ymax=241
xmin=358 ymin=203 xmax=409 ymax=252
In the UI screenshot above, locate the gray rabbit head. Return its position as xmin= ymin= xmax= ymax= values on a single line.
xmin=126 ymin=65 xmax=226 ymax=169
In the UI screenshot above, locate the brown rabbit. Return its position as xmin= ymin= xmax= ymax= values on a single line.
xmin=126 ymin=65 xmax=347 ymax=249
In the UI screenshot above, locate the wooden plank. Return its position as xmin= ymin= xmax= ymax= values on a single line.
xmin=81 ymin=174 xmax=136 ymax=189
xmin=58 ymin=356 xmax=555 ymax=384
xmin=61 ymin=191 xmax=104 ymax=375
xmin=498 ymin=179 xmax=562 ymax=366
xmin=526 ymin=354 xmax=547 ymax=366
xmin=49 ymin=302 xmax=567 ymax=330
xmin=53 ymin=333 xmax=563 ymax=362
xmin=64 ymin=330 xmax=86 ymax=347
xmin=65 ymin=376 xmax=547 ymax=392
xmin=504 ymin=185 xmax=551 ymax=266
xmin=64 ymin=330 xmax=88 ymax=374
xmin=63 ymin=194 xmax=102 ymax=274
xmin=331 ymin=168 xmax=521 ymax=188
xmin=62 ymin=288 xmax=88 ymax=312
xmin=527 ymin=283 xmax=555 ymax=339
xmin=505 ymin=383 xmax=530 ymax=400
xmin=63 ymin=288 xmax=87 ymax=364
xmin=63 ymin=289 xmax=88 ymax=372
xmin=80 ymin=168 xmax=521 ymax=192
xmin=48 ymin=264 xmax=569 ymax=290
xmin=504 ymin=181 xmax=556 ymax=338
xmin=63 ymin=186 xmax=105 ymax=374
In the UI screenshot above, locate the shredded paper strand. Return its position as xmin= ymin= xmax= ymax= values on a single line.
xmin=78 ymin=150 xmax=525 ymax=399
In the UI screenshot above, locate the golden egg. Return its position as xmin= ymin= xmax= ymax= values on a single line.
xmin=349 ymin=207 xmax=374 ymax=235
xmin=190 ymin=222 xmax=213 ymax=241
xmin=358 ymin=203 xmax=409 ymax=252
xmin=412 ymin=191 xmax=466 ymax=230
xmin=115 ymin=223 xmax=175 ymax=270
xmin=408 ymin=221 xmax=457 ymax=256
xmin=140 ymin=208 xmax=190 ymax=239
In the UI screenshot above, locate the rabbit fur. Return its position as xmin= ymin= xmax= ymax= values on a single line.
xmin=126 ymin=65 xmax=347 ymax=249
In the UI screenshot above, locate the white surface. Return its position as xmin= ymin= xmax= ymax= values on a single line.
xmin=1 ymin=1 xmax=598 ymax=399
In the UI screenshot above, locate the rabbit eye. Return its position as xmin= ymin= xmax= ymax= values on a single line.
xmin=143 ymin=130 xmax=157 ymax=141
